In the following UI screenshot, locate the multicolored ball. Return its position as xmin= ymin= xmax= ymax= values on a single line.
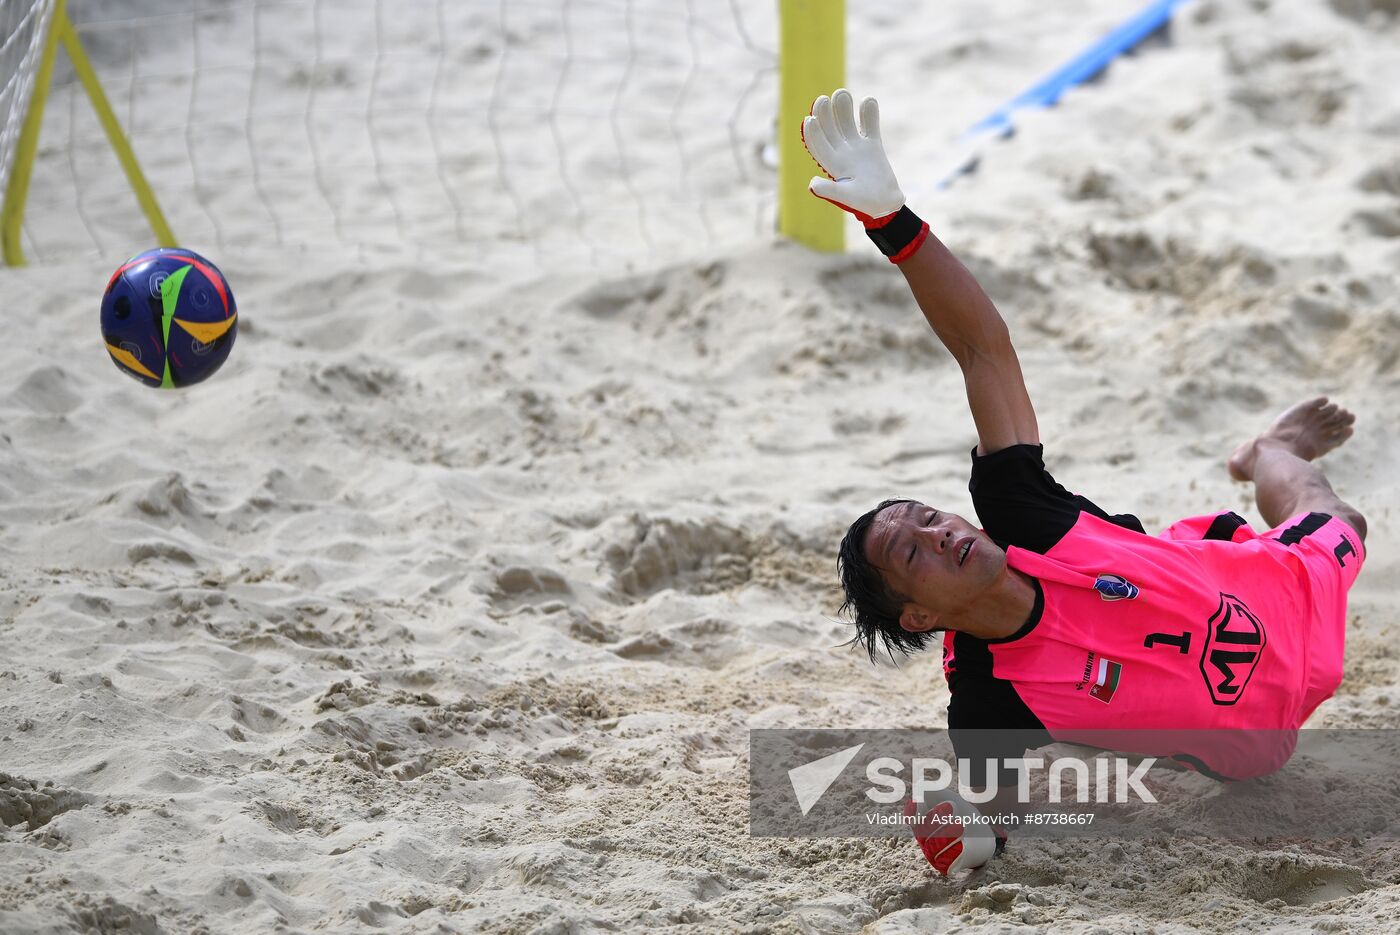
xmin=100 ymin=247 xmax=238 ymax=388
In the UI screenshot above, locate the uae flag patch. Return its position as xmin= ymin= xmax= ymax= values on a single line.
xmin=1088 ymin=658 xmax=1123 ymax=704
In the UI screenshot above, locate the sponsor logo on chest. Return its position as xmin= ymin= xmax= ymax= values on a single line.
xmin=1074 ymin=652 xmax=1097 ymax=691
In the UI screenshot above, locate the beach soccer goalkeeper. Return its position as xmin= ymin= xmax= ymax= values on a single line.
xmin=805 ymin=89 xmax=1368 ymax=875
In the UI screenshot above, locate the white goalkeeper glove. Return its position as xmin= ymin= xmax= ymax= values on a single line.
xmin=801 ymin=89 xmax=930 ymax=262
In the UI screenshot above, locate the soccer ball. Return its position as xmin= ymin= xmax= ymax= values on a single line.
xmin=100 ymin=247 xmax=238 ymax=388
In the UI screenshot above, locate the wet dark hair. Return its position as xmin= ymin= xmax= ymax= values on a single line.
xmin=837 ymin=497 xmax=938 ymax=663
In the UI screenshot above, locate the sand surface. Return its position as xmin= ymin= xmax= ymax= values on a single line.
xmin=3 ymin=0 xmax=1400 ymax=932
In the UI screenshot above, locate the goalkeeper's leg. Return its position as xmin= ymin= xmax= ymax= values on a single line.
xmin=1227 ymin=397 xmax=1365 ymax=542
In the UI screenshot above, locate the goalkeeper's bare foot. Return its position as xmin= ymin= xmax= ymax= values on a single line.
xmin=1227 ymin=397 xmax=1356 ymax=482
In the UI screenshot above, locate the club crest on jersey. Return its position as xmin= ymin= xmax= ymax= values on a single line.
xmin=1094 ymin=573 xmax=1139 ymax=601
xmin=1201 ymin=592 xmax=1267 ymax=706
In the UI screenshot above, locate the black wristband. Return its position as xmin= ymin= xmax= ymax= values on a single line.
xmin=865 ymin=206 xmax=928 ymax=262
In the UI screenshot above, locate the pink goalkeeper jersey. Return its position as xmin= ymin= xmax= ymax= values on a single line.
xmin=972 ymin=509 xmax=1363 ymax=778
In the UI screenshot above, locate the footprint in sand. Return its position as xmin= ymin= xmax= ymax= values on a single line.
xmin=599 ymin=515 xmax=751 ymax=599
xmin=490 ymin=565 xmax=571 ymax=614
xmin=0 ymin=773 xmax=92 ymax=831
xmin=6 ymin=366 xmax=83 ymax=416
xmin=1349 ymin=206 xmax=1400 ymax=239
xmin=1356 ymin=160 xmax=1400 ymax=196
xmin=1242 ymin=858 xmax=1376 ymax=907
xmin=1328 ymin=0 xmax=1400 ymax=25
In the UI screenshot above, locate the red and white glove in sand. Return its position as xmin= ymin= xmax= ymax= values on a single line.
xmin=801 ymin=89 xmax=930 ymax=263
xmin=903 ymin=796 xmax=1000 ymax=876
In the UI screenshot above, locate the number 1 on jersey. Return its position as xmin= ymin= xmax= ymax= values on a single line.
xmin=1144 ymin=631 xmax=1191 ymax=654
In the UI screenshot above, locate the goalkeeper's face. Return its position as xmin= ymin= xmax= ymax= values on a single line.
xmin=862 ymin=500 xmax=1007 ymax=631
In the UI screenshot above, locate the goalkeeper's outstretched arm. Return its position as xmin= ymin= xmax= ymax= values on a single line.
xmin=802 ymin=89 xmax=1039 ymax=457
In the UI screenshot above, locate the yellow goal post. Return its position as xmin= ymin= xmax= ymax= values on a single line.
xmin=0 ymin=0 xmax=174 ymax=267
xmin=778 ymin=0 xmax=845 ymax=254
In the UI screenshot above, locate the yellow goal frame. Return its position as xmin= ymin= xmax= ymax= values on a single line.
xmin=2 ymin=0 xmax=175 ymax=266
xmin=778 ymin=0 xmax=844 ymax=254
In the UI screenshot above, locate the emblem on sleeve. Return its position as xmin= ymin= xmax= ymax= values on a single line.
xmin=1094 ymin=573 xmax=1139 ymax=601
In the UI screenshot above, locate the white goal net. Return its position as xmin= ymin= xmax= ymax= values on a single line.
xmin=7 ymin=0 xmax=780 ymax=272
xmin=0 ymin=0 xmax=57 ymax=209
